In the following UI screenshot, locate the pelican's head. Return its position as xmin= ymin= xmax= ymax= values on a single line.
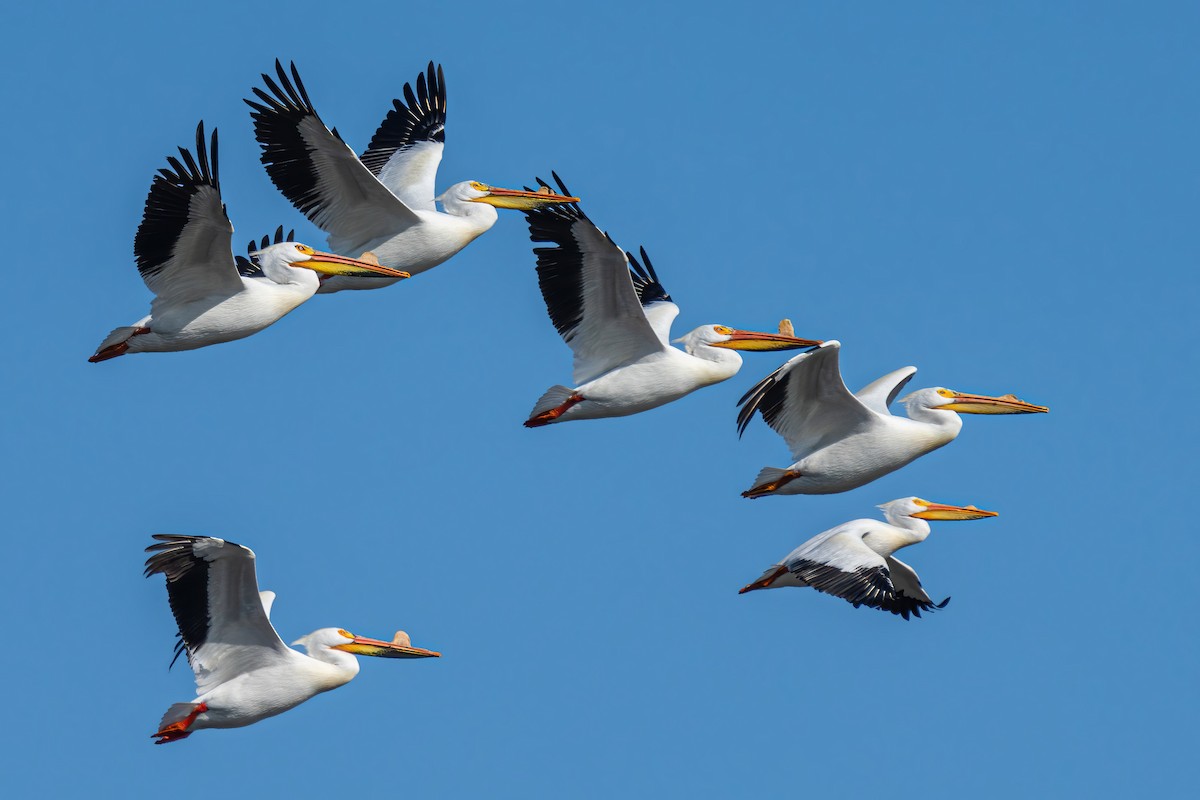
xmin=439 ymin=180 xmax=579 ymax=211
xmin=879 ymin=497 xmax=998 ymax=525
xmin=902 ymin=387 xmax=1049 ymax=415
xmin=293 ymin=627 xmax=441 ymax=659
xmin=253 ymin=242 xmax=410 ymax=282
xmin=677 ymin=324 xmax=823 ymax=354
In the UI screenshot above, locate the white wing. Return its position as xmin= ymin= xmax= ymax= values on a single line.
xmin=359 ymin=62 xmax=446 ymax=212
xmin=134 ymin=123 xmax=243 ymax=312
xmin=626 ymin=246 xmax=680 ymax=346
xmin=782 ymin=525 xmax=948 ymax=618
xmin=524 ymin=197 xmax=668 ymax=385
xmin=145 ymin=535 xmax=291 ymax=695
xmin=736 ymin=341 xmax=881 ymax=461
xmin=246 ymin=61 xmax=421 ymax=256
xmin=855 ymin=366 xmax=918 ymax=415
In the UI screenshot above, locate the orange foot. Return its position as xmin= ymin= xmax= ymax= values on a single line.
xmin=741 ymin=471 xmax=802 ymax=499
xmin=524 ymin=393 xmax=585 ymax=428
xmin=89 ymin=326 xmax=151 ymax=363
xmin=152 ymin=702 xmax=207 ymax=745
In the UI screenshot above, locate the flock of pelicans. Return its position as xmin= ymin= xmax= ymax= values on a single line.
xmin=95 ymin=61 xmax=1049 ymax=744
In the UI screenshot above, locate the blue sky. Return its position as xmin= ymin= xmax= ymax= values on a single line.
xmin=1 ymin=1 xmax=1196 ymax=796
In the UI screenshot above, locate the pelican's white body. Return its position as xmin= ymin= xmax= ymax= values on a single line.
xmin=545 ymin=332 xmax=747 ymax=421
xmin=318 ymin=196 xmax=497 ymax=293
xmin=99 ymin=270 xmax=319 ymax=355
xmin=765 ymin=514 xmax=931 ymax=590
xmin=768 ymin=404 xmax=961 ymax=495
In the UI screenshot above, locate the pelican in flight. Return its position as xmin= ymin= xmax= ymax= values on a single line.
xmin=89 ymin=123 xmax=407 ymax=363
xmin=739 ymin=497 xmax=997 ymax=618
xmin=736 ymin=340 xmax=1048 ymax=496
xmin=245 ymin=60 xmax=577 ymax=293
xmin=522 ymin=175 xmax=822 ymax=426
xmin=144 ymin=535 xmax=439 ymax=744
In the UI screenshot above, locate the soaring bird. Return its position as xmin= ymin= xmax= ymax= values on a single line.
xmin=738 ymin=497 xmax=997 ymax=618
xmin=521 ymin=175 xmax=822 ymax=426
xmin=736 ymin=340 xmax=1048 ymax=496
xmin=144 ymin=535 xmax=439 ymax=744
xmin=89 ymin=123 xmax=408 ymax=363
xmin=245 ymin=60 xmax=577 ymax=293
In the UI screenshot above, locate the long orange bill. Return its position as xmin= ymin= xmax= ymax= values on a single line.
xmin=297 ymin=251 xmax=411 ymax=279
xmin=336 ymin=635 xmax=441 ymax=659
xmin=475 ymin=185 xmax=580 ymax=210
xmin=911 ymin=501 xmax=998 ymax=521
xmin=712 ymin=329 xmax=823 ymax=351
xmin=943 ymin=392 xmax=1049 ymax=414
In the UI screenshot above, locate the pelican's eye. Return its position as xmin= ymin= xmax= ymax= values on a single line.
xmin=337 ymin=629 xmax=354 ymax=640
xmin=469 ymin=181 xmax=489 ymax=192
xmin=937 ymin=389 xmax=955 ymax=398
xmin=912 ymin=498 xmax=931 ymax=506
xmin=713 ymin=325 xmax=734 ymax=335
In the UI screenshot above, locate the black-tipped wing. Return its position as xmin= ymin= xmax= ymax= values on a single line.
xmin=625 ymin=246 xmax=679 ymax=345
xmin=135 ymin=123 xmax=242 ymax=308
xmin=783 ymin=528 xmax=946 ymax=620
xmin=235 ymin=226 xmax=295 ymax=278
xmin=736 ymin=341 xmax=880 ymax=459
xmin=360 ymin=62 xmax=446 ymax=212
xmin=145 ymin=535 xmax=290 ymax=693
xmin=246 ymin=60 xmax=420 ymax=256
xmin=525 ymin=174 xmax=669 ymax=385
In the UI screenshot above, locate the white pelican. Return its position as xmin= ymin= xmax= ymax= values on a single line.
xmin=522 ymin=175 xmax=823 ymax=426
xmin=89 ymin=123 xmax=408 ymax=363
xmin=736 ymin=340 xmax=1049 ymax=496
xmin=245 ymin=60 xmax=577 ymax=293
xmin=738 ymin=497 xmax=997 ymax=618
xmin=144 ymin=535 xmax=439 ymax=744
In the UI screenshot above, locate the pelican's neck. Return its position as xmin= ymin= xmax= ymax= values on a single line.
xmin=868 ymin=516 xmax=931 ymax=554
xmin=257 ymin=259 xmax=322 ymax=292
xmin=299 ymin=646 xmax=361 ymax=689
xmin=683 ymin=344 xmax=743 ymax=385
xmin=904 ymin=402 xmax=964 ymax=439
xmin=439 ymin=197 xmax=499 ymax=235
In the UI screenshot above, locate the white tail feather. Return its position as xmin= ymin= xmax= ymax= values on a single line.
xmin=93 ymin=326 xmax=138 ymax=354
xmin=157 ymin=702 xmax=199 ymax=730
xmin=528 ymin=385 xmax=576 ymax=419
xmin=752 ymin=467 xmax=790 ymax=489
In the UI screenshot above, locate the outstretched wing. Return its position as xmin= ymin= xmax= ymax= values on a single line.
xmin=135 ymin=123 xmax=242 ymax=309
xmin=246 ymin=60 xmax=421 ymax=256
xmin=736 ymin=341 xmax=880 ymax=461
xmin=855 ymin=366 xmax=918 ymax=415
xmin=235 ymin=225 xmax=295 ymax=278
xmin=144 ymin=535 xmax=291 ymax=695
xmin=625 ymin=246 xmax=679 ymax=346
xmin=783 ymin=527 xmax=946 ymax=620
xmin=360 ymin=62 xmax=446 ymax=212
xmin=524 ymin=173 xmax=668 ymax=385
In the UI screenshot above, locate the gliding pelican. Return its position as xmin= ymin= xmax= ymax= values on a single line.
xmin=736 ymin=341 xmax=1048 ymax=496
xmin=89 ymin=123 xmax=407 ymax=362
xmin=739 ymin=497 xmax=998 ymax=618
xmin=522 ymin=175 xmax=823 ymax=426
xmin=145 ymin=535 xmax=439 ymax=744
xmin=245 ymin=61 xmax=577 ymax=293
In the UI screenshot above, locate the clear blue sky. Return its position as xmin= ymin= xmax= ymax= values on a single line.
xmin=1 ymin=1 xmax=1196 ymax=796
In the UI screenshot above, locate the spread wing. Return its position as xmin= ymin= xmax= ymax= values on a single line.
xmin=855 ymin=367 xmax=918 ymax=415
xmin=736 ymin=341 xmax=881 ymax=460
xmin=626 ymin=246 xmax=680 ymax=346
xmin=135 ymin=123 xmax=242 ymax=310
xmin=783 ymin=528 xmax=948 ymax=619
xmin=246 ymin=60 xmax=421 ymax=256
xmin=524 ymin=174 xmax=669 ymax=385
xmin=234 ymin=226 xmax=295 ymax=278
xmin=145 ymin=535 xmax=291 ymax=695
xmin=360 ymin=62 xmax=446 ymax=212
